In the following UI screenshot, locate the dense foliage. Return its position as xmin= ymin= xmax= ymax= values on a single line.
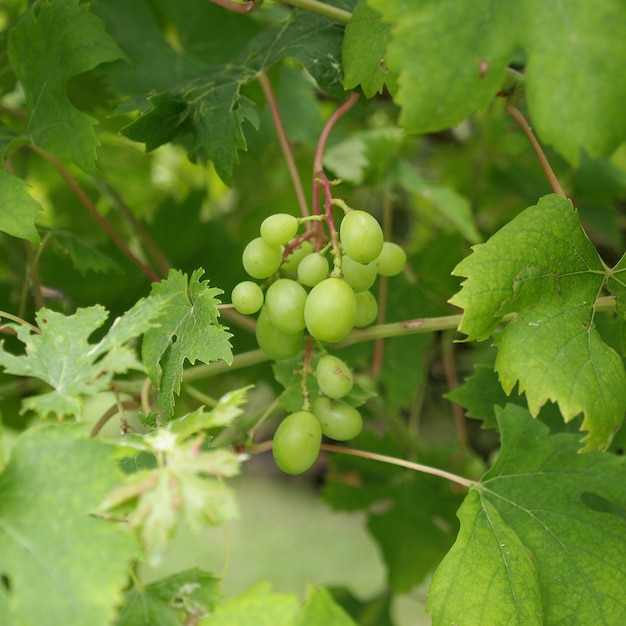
xmin=1 ymin=0 xmax=625 ymax=624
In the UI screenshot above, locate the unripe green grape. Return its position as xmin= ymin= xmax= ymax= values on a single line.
xmin=316 ymin=354 xmax=353 ymax=399
xmin=242 ymin=237 xmax=282 ymax=279
xmin=376 ymin=241 xmax=407 ymax=277
xmin=231 ymin=281 xmax=264 ymax=315
xmin=354 ymin=290 xmax=378 ymax=328
xmin=260 ymin=213 xmax=299 ymax=246
xmin=340 ymin=210 xmax=384 ymax=264
xmin=304 ymin=277 xmax=356 ymax=343
xmin=272 ymin=411 xmax=322 ymax=474
xmin=282 ymin=240 xmax=314 ymax=271
xmin=264 ymin=278 xmax=307 ymax=334
xmin=297 ymin=252 xmax=329 ymax=287
xmin=341 ymin=255 xmax=377 ymax=292
xmin=256 ymin=306 xmax=303 ymax=360
xmin=313 ymin=396 xmax=362 ymax=441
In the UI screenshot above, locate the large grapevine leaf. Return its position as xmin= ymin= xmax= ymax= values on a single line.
xmin=428 ymin=404 xmax=626 ymax=624
xmin=119 ymin=9 xmax=346 ymax=184
xmin=369 ymin=0 xmax=626 ymax=164
xmin=0 ymin=297 xmax=166 ymax=419
xmin=449 ymin=194 xmax=626 ymax=450
xmin=142 ymin=269 xmax=233 ymax=419
xmin=0 ymin=170 xmax=41 ymax=242
xmin=7 ymin=0 xmax=125 ymax=173
xmin=0 ymin=425 xmax=138 ymax=626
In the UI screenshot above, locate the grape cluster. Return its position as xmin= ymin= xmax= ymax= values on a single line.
xmin=230 ymin=208 xmax=407 ymax=473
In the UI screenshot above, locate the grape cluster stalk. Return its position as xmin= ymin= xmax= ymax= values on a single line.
xmin=231 ymin=208 xmax=407 ymax=473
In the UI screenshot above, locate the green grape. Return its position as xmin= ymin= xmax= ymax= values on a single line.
xmin=242 ymin=237 xmax=283 ymax=279
xmin=340 ymin=210 xmax=384 ymax=264
xmin=354 ymin=290 xmax=378 ymax=328
xmin=264 ymin=278 xmax=307 ymax=334
xmin=231 ymin=281 xmax=264 ymax=315
xmin=341 ymin=255 xmax=377 ymax=292
xmin=260 ymin=213 xmax=299 ymax=246
xmin=282 ymin=240 xmax=314 ymax=271
xmin=376 ymin=241 xmax=407 ymax=277
xmin=304 ymin=277 xmax=356 ymax=343
xmin=297 ymin=252 xmax=329 ymax=287
xmin=256 ymin=306 xmax=303 ymax=360
xmin=272 ymin=411 xmax=322 ymax=474
xmin=316 ymin=354 xmax=353 ymax=399
xmin=313 ymin=396 xmax=362 ymax=441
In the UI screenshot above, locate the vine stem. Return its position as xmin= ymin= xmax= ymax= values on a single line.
xmin=0 ymin=309 xmax=41 ymax=334
xmin=28 ymin=145 xmax=161 ymax=283
xmin=206 ymin=0 xmax=261 ymax=14
xmin=320 ymin=443 xmax=475 ymax=489
xmin=257 ymin=70 xmax=310 ymax=218
xmin=505 ymin=103 xmax=567 ymax=199
xmin=90 ymin=400 xmax=138 ymax=437
xmin=280 ymin=0 xmax=351 ymax=23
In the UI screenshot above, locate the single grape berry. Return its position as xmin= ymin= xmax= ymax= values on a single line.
xmin=260 ymin=213 xmax=299 ymax=246
xmin=297 ymin=252 xmax=329 ymax=287
xmin=256 ymin=306 xmax=303 ymax=360
xmin=340 ymin=210 xmax=384 ymax=264
xmin=313 ymin=396 xmax=362 ymax=441
xmin=231 ymin=281 xmax=264 ymax=315
xmin=304 ymin=277 xmax=356 ymax=343
xmin=272 ymin=411 xmax=322 ymax=474
xmin=354 ymin=290 xmax=378 ymax=328
xmin=316 ymin=354 xmax=353 ymax=399
xmin=264 ymin=278 xmax=307 ymax=334
xmin=376 ymin=241 xmax=407 ymax=277
xmin=282 ymin=240 xmax=314 ymax=272
xmin=242 ymin=237 xmax=282 ymax=279
xmin=341 ymin=255 xmax=377 ymax=292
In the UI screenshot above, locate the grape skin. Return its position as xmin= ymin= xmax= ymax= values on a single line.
xmin=304 ymin=277 xmax=356 ymax=343
xmin=340 ymin=210 xmax=384 ymax=263
xmin=256 ymin=306 xmax=303 ymax=360
xmin=297 ymin=252 xmax=329 ymax=287
xmin=272 ymin=411 xmax=322 ymax=474
xmin=282 ymin=240 xmax=314 ymax=272
xmin=242 ymin=237 xmax=283 ymax=279
xmin=264 ymin=278 xmax=307 ymax=334
xmin=341 ymin=255 xmax=377 ymax=292
xmin=313 ymin=396 xmax=362 ymax=441
xmin=376 ymin=242 xmax=407 ymax=277
xmin=260 ymin=213 xmax=299 ymax=246
xmin=316 ymin=354 xmax=353 ymax=399
xmin=354 ymin=290 xmax=378 ymax=328
xmin=231 ymin=281 xmax=264 ymax=315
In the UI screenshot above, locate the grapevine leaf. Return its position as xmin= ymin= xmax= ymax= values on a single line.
xmin=7 ymin=0 xmax=125 ymax=173
xmin=116 ymin=569 xmax=221 ymax=626
xmin=198 ymin=581 xmax=299 ymax=626
xmin=607 ymin=251 xmax=626 ymax=319
xmin=142 ymin=269 xmax=233 ymax=419
xmin=449 ymin=194 xmax=626 ymax=450
xmin=0 ymin=425 xmax=138 ymax=626
xmin=0 ymin=298 xmax=166 ymax=419
xmin=48 ymin=230 xmax=121 ymax=275
xmin=295 ymin=586 xmax=357 ymax=626
xmin=0 ymin=170 xmax=42 ymax=243
xmin=369 ymin=0 xmax=626 ymax=164
xmin=342 ymin=0 xmax=397 ymax=97
xmin=428 ymin=404 xmax=626 ymax=624
xmin=120 ymin=9 xmax=345 ymax=184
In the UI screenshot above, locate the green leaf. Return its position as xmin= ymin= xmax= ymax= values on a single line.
xmin=121 ymin=9 xmax=346 ymax=184
xmin=450 ymin=194 xmax=626 ymax=450
xmin=116 ymin=569 xmax=221 ymax=626
xmin=428 ymin=404 xmax=626 ymax=624
xmin=369 ymin=0 xmax=626 ymax=164
xmin=0 ymin=298 xmax=166 ymax=419
xmin=0 ymin=425 xmax=138 ymax=626
xmin=48 ymin=230 xmax=121 ymax=275
xmin=0 ymin=170 xmax=41 ymax=242
xmin=295 ymin=586 xmax=357 ymax=626
xmin=199 ymin=581 xmax=299 ymax=626
xmin=7 ymin=0 xmax=124 ymax=173
xmin=607 ymin=251 xmax=626 ymax=318
xmin=142 ymin=269 xmax=233 ymax=419
xmin=342 ymin=0 xmax=397 ymax=97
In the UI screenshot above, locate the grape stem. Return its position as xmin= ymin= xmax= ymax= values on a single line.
xmin=320 ymin=443 xmax=475 ymax=489
xmin=205 ymin=0 xmax=262 ymax=14
xmin=279 ymin=0 xmax=352 ymax=23
xmin=257 ymin=70 xmax=310 ymax=218
xmin=505 ymin=103 xmax=567 ymax=199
